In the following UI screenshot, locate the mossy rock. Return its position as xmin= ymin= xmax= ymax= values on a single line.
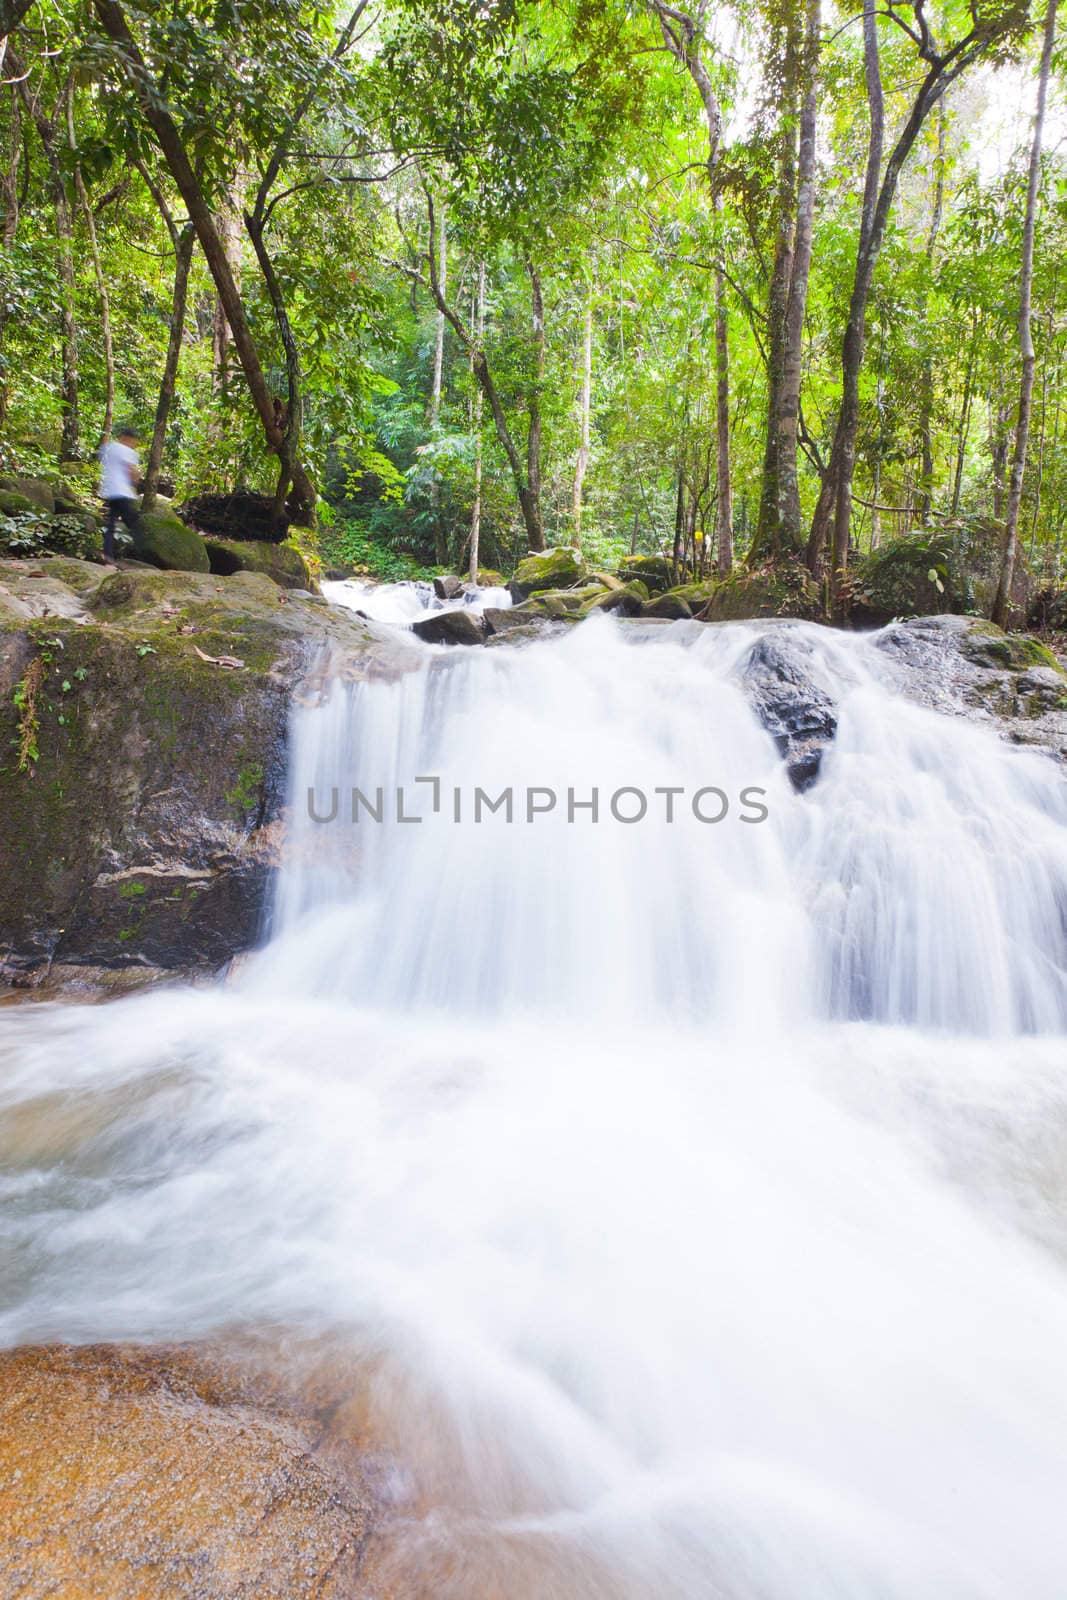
xmin=616 ymin=554 xmax=674 ymax=593
xmin=579 ymin=579 xmax=649 ymax=617
xmin=643 ymin=590 xmax=694 ymax=620
xmin=0 ymin=559 xmax=419 ymax=976
xmin=660 ymin=580 xmax=719 ymax=614
xmin=509 ymin=546 xmax=588 ymax=602
xmin=203 ymin=536 xmax=313 ymax=591
xmin=525 ymin=583 xmax=606 ymax=615
xmin=0 ymin=491 xmax=36 ymax=517
xmin=958 ymin=621 xmax=1064 ymax=675
xmin=851 ymin=533 xmax=965 ymax=625
xmin=475 ymin=567 xmax=506 ymax=587
xmin=0 ymin=476 xmax=55 ymax=513
xmin=705 ymin=565 xmax=820 ymax=622
xmin=134 ymin=510 xmax=210 ymax=574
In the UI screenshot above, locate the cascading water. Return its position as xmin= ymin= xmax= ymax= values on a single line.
xmin=2 ymin=609 xmax=1067 ymax=1597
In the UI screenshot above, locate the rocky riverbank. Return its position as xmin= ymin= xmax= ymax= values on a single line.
xmin=0 ymin=557 xmax=419 ymax=987
xmin=2 ymin=551 xmax=1064 ymax=987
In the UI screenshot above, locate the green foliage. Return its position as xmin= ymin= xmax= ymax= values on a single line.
xmin=0 ymin=511 xmax=101 ymax=561
xmin=319 ymin=517 xmax=440 ymax=580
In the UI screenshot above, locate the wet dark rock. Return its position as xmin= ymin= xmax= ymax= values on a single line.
xmin=179 ymin=489 xmax=289 ymax=543
xmin=411 ymin=608 xmax=486 ymax=646
xmin=736 ymin=628 xmax=838 ymax=792
xmin=433 ymin=574 xmax=464 ymax=600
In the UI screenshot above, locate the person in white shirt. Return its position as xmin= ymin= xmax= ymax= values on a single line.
xmin=98 ymin=429 xmax=144 ymax=560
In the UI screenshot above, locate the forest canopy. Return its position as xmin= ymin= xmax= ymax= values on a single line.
xmin=0 ymin=0 xmax=1062 ymax=617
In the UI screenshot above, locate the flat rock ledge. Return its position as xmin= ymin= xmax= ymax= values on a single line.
xmin=0 ymin=1341 xmax=379 ymax=1600
xmin=0 ymin=558 xmax=420 ymax=984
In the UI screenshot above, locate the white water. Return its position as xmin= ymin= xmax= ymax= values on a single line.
xmin=323 ymin=575 xmax=511 ymax=626
xmin=3 ymin=613 xmax=1067 ymax=1596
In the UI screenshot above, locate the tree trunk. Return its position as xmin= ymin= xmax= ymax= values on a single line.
xmin=422 ymin=195 xmax=543 ymax=552
xmin=143 ymin=223 xmax=194 ymax=509
xmin=993 ymin=0 xmax=1057 ymax=628
xmin=19 ymin=72 xmax=81 ymax=461
xmin=0 ymin=83 xmax=19 ymax=429
xmin=211 ymin=184 xmax=243 ymax=391
xmin=775 ymin=0 xmax=819 ymax=552
xmin=244 ymin=211 xmax=316 ymax=524
xmin=469 ymin=261 xmax=485 ymax=583
xmin=950 ymin=330 xmax=976 ymax=517
xmin=753 ymin=10 xmax=800 ymax=560
xmin=917 ymin=102 xmax=947 ymax=520
xmin=92 ymin=0 xmax=288 ymax=476
xmin=805 ymin=8 xmax=1003 ymax=596
xmin=807 ymin=0 xmax=884 ymax=593
xmin=526 ymin=264 xmax=546 ymax=551
xmin=429 ymin=199 xmax=446 ymax=426
xmin=67 ymin=89 xmax=114 ymax=442
xmin=714 ymin=262 xmax=733 ymax=573
xmin=571 ymin=285 xmax=592 ymax=546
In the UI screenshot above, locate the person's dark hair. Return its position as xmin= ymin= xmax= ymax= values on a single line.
xmin=117 ymin=426 xmax=140 ymax=441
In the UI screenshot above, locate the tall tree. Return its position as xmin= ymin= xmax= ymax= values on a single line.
xmin=91 ymin=0 xmax=313 ymax=520
xmin=806 ymin=0 xmax=1028 ymax=602
xmin=993 ymin=0 xmax=1057 ymax=626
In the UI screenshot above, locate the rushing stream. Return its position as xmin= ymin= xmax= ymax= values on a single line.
xmin=3 ymin=611 xmax=1067 ymax=1596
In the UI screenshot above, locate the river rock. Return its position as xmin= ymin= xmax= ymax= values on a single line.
xmin=736 ymin=627 xmax=839 ymax=792
xmin=433 ymin=574 xmax=464 ymax=600
xmin=481 ymin=606 xmax=563 ymax=641
xmin=411 ymin=608 xmax=486 ymax=646
xmin=705 ymin=564 xmax=820 ymax=622
xmin=616 ymin=553 xmax=673 ymax=593
xmin=579 ymin=579 xmax=648 ymax=617
xmin=0 ymin=1342 xmax=374 ymax=1600
xmin=509 ymin=546 xmax=587 ymax=602
xmin=642 ymin=590 xmax=693 ymax=620
xmin=0 ymin=558 xmax=419 ymax=981
xmin=874 ymin=614 xmax=1067 ymax=759
xmin=202 ymin=535 xmax=314 ymax=591
xmin=134 ymin=509 xmax=210 ymax=574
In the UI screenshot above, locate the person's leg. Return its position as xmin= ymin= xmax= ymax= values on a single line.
xmin=102 ymin=500 xmax=119 ymax=560
xmin=118 ymin=498 xmax=143 ymax=540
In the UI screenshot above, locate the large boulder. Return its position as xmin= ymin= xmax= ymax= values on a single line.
xmin=704 ymin=564 xmax=820 ymax=622
xmin=616 ymin=553 xmax=674 ymax=593
xmin=0 ymin=559 xmax=419 ymax=981
xmin=578 ymin=579 xmax=648 ymax=617
xmin=642 ymin=590 xmax=693 ymax=620
xmin=523 ymin=583 xmax=604 ymax=615
xmin=874 ymin=614 xmax=1067 ymax=760
xmin=180 ymin=489 xmax=290 ymax=544
xmin=0 ymin=1343 xmax=373 ymax=1600
xmin=411 ymin=608 xmax=486 ymax=646
xmin=203 ymin=535 xmax=314 ymax=591
xmin=134 ymin=509 xmax=211 ymax=573
xmin=509 ymin=546 xmax=587 ymax=602
xmin=0 ymin=475 xmax=55 ymax=513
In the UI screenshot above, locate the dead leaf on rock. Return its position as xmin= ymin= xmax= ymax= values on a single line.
xmin=192 ymin=644 xmax=245 ymax=670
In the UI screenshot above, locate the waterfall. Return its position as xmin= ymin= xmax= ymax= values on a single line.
xmin=2 ymin=612 xmax=1067 ymax=1597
